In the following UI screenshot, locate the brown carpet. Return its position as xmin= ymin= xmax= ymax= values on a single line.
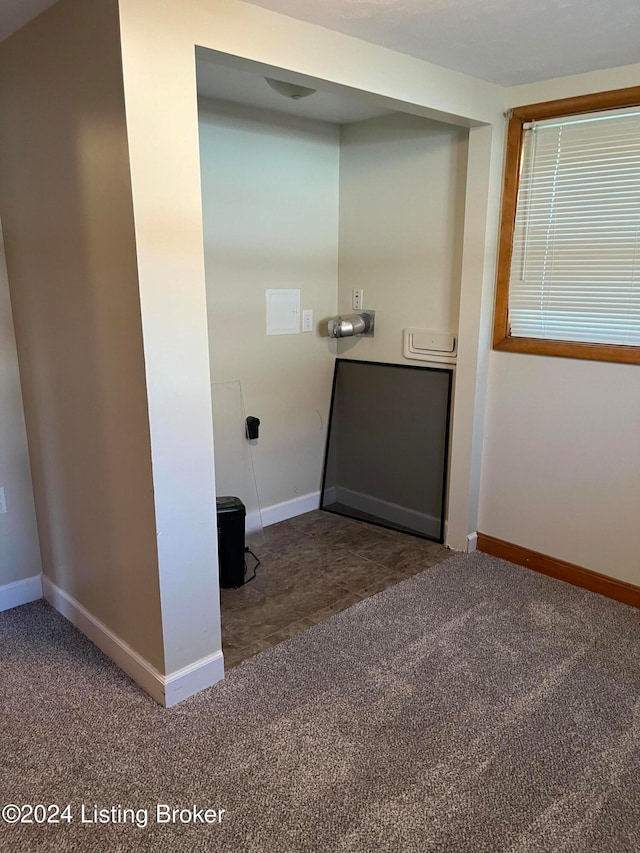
xmin=1 ymin=551 xmax=640 ymax=852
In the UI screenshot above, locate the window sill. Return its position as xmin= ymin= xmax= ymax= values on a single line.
xmin=492 ymin=334 xmax=640 ymax=365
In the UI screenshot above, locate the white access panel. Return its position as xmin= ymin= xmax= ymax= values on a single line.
xmin=266 ymin=289 xmax=300 ymax=335
xmin=403 ymin=328 xmax=457 ymax=364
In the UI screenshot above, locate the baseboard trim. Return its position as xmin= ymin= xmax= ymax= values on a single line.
xmin=261 ymin=491 xmax=320 ymax=527
xmin=466 ymin=532 xmax=478 ymax=553
xmin=42 ymin=577 xmax=224 ymax=707
xmin=0 ymin=574 xmax=43 ymax=613
xmin=164 ymin=651 xmax=225 ymax=708
xmin=477 ymin=533 xmax=640 ymax=609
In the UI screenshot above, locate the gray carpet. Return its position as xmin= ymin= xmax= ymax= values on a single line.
xmin=2 ymin=551 xmax=640 ymax=852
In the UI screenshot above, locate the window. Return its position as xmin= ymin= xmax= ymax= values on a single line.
xmin=494 ymin=87 xmax=640 ymax=364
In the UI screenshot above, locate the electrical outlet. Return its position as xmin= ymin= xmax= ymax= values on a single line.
xmin=352 ymin=289 xmax=364 ymax=311
xmin=302 ymin=309 xmax=313 ymax=332
xmin=0 ymin=488 xmax=6 ymax=515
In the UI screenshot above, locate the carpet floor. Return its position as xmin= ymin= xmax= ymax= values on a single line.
xmin=2 ymin=551 xmax=640 ymax=852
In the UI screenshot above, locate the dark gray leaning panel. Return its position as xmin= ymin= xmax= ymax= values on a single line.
xmin=320 ymin=359 xmax=453 ymax=543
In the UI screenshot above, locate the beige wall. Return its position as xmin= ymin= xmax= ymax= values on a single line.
xmin=447 ymin=123 xmax=505 ymax=551
xmin=336 ymin=112 xmax=469 ymax=541
xmin=199 ymin=98 xmax=339 ymax=510
xmin=0 ymin=224 xmax=41 ymax=588
xmin=335 ymin=112 xmax=505 ymax=549
xmin=478 ymin=62 xmax=640 ymax=584
xmin=0 ymin=0 xmax=164 ymax=669
xmin=337 ymin=112 xmax=468 ymax=365
xmin=199 ymin=100 xmax=486 ymax=540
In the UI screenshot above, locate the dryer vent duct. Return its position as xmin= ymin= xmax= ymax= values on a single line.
xmin=328 ymin=311 xmax=375 ymax=339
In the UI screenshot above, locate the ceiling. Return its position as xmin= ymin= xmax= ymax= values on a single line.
xmin=244 ymin=0 xmax=640 ymax=86
xmin=1 ymin=0 xmax=639 ymax=86
xmin=196 ymin=51 xmax=394 ymax=124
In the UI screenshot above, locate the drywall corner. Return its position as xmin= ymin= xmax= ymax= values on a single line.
xmin=0 ymin=221 xmax=42 ymax=589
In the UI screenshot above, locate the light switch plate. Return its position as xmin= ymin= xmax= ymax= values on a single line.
xmin=302 ymin=309 xmax=313 ymax=332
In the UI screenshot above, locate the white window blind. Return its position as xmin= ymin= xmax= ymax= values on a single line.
xmin=509 ymin=107 xmax=640 ymax=346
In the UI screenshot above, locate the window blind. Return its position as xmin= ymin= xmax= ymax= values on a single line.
xmin=509 ymin=107 xmax=640 ymax=346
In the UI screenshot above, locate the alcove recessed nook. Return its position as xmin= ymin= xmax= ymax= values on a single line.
xmin=195 ymin=49 xmax=473 ymax=665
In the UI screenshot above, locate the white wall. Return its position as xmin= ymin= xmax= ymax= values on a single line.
xmin=337 ymin=112 xmax=468 ymax=364
xmin=198 ymin=98 xmax=339 ymax=511
xmin=0 ymin=224 xmax=41 ymax=590
xmin=478 ymin=62 xmax=640 ymax=584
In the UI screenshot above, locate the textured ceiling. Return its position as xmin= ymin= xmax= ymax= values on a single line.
xmin=1 ymin=0 xmax=639 ymax=86
xmin=244 ymin=0 xmax=640 ymax=86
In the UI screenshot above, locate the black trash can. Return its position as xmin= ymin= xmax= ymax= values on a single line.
xmin=216 ymin=496 xmax=246 ymax=588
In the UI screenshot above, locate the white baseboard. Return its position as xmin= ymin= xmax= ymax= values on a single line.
xmin=466 ymin=532 xmax=478 ymax=553
xmin=261 ymin=491 xmax=320 ymax=527
xmin=164 ymin=650 xmax=225 ymax=708
xmin=42 ymin=577 xmax=224 ymax=707
xmin=330 ymin=486 xmax=441 ymax=539
xmin=0 ymin=574 xmax=43 ymax=613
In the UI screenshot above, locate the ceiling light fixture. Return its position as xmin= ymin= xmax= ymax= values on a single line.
xmin=264 ymin=77 xmax=317 ymax=100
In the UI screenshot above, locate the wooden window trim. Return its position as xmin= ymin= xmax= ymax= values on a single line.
xmin=493 ymin=85 xmax=640 ymax=365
